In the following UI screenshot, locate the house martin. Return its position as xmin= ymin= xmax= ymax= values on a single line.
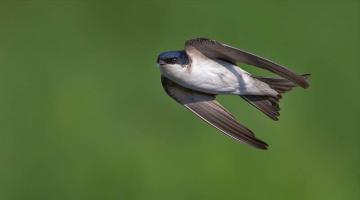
xmin=157 ymin=38 xmax=310 ymax=150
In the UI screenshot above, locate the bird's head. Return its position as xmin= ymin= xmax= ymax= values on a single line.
xmin=157 ymin=51 xmax=189 ymax=68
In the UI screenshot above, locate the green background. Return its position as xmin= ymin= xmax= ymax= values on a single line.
xmin=0 ymin=0 xmax=359 ymax=199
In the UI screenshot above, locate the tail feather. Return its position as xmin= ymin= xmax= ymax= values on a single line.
xmin=242 ymin=74 xmax=310 ymax=120
xmin=257 ymin=74 xmax=310 ymax=95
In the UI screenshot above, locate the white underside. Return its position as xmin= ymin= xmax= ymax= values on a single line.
xmin=159 ymin=58 xmax=278 ymax=96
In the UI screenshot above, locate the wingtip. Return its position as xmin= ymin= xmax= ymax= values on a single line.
xmin=250 ymin=138 xmax=269 ymax=150
xmin=256 ymin=143 xmax=269 ymax=150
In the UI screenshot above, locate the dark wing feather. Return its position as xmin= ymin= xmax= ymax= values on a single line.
xmin=161 ymin=76 xmax=268 ymax=150
xmin=185 ymin=38 xmax=309 ymax=88
xmin=242 ymin=95 xmax=280 ymax=121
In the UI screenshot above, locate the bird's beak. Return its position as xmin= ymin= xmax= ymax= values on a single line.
xmin=157 ymin=58 xmax=166 ymax=65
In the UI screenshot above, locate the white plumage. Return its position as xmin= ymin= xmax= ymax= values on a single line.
xmin=159 ymin=57 xmax=278 ymax=96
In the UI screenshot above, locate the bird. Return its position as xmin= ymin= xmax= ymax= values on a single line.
xmin=156 ymin=38 xmax=310 ymax=150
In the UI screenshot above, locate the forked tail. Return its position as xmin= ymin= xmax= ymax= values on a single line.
xmin=241 ymin=74 xmax=310 ymax=120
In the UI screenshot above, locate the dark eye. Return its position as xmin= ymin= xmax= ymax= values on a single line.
xmin=166 ymin=58 xmax=177 ymax=64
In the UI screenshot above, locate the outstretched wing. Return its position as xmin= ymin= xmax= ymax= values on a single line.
xmin=161 ymin=76 xmax=268 ymax=150
xmin=185 ymin=38 xmax=309 ymax=88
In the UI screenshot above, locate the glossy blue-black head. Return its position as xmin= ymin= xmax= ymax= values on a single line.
xmin=157 ymin=51 xmax=189 ymax=65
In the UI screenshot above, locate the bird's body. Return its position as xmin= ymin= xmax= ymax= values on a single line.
xmin=159 ymin=55 xmax=277 ymax=96
xmin=156 ymin=38 xmax=310 ymax=150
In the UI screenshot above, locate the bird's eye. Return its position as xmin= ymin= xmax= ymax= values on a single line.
xmin=165 ymin=57 xmax=178 ymax=64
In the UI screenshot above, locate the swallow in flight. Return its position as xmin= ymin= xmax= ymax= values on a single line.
xmin=157 ymin=38 xmax=310 ymax=149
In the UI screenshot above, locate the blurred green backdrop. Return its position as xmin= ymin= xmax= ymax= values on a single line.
xmin=0 ymin=0 xmax=359 ymax=199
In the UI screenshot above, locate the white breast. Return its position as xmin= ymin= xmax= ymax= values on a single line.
xmin=159 ymin=58 xmax=277 ymax=96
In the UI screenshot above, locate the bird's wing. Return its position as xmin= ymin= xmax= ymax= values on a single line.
xmin=161 ymin=76 xmax=268 ymax=150
xmin=185 ymin=38 xmax=309 ymax=88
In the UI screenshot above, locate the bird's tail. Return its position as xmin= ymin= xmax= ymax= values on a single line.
xmin=256 ymin=74 xmax=310 ymax=95
xmin=241 ymin=74 xmax=310 ymax=120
